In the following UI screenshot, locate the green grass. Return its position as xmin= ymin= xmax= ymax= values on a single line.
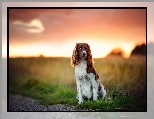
xmin=9 ymin=78 xmax=146 ymax=111
xmin=9 ymin=78 xmax=77 ymax=105
xmin=78 ymin=89 xmax=146 ymax=111
xmin=9 ymin=56 xmax=147 ymax=111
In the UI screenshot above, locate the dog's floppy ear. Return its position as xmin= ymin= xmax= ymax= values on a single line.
xmin=71 ymin=43 xmax=79 ymax=67
xmin=87 ymin=44 xmax=93 ymax=67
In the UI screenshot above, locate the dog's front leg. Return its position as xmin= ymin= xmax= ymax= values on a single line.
xmin=92 ymin=82 xmax=98 ymax=101
xmin=88 ymin=73 xmax=98 ymax=101
xmin=76 ymin=80 xmax=83 ymax=104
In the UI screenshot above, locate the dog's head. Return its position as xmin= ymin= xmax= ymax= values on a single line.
xmin=71 ymin=43 xmax=93 ymax=67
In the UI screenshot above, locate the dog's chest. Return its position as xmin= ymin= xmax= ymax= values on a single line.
xmin=75 ymin=60 xmax=87 ymax=79
xmin=75 ymin=61 xmax=93 ymax=99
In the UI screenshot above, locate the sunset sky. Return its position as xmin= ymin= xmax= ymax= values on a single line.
xmin=8 ymin=8 xmax=146 ymax=58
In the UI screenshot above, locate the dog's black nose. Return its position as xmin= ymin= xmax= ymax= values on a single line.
xmin=83 ymin=52 xmax=86 ymax=56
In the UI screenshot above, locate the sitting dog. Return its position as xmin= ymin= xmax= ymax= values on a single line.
xmin=71 ymin=43 xmax=106 ymax=104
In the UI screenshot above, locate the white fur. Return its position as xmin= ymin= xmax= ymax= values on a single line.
xmin=75 ymin=60 xmax=106 ymax=104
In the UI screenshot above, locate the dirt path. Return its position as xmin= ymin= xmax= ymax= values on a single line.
xmin=8 ymin=94 xmax=86 ymax=111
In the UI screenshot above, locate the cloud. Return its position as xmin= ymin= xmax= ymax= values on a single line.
xmin=12 ymin=19 xmax=44 ymax=33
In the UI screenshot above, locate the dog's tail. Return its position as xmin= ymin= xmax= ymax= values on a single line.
xmin=99 ymin=84 xmax=106 ymax=99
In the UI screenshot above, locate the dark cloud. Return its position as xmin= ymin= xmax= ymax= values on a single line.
xmin=9 ymin=9 xmax=74 ymax=22
xmin=9 ymin=9 xmax=41 ymax=22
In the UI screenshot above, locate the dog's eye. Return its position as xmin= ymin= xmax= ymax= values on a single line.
xmin=79 ymin=47 xmax=82 ymax=50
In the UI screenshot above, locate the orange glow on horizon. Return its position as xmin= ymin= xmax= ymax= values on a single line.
xmin=9 ymin=38 xmax=143 ymax=58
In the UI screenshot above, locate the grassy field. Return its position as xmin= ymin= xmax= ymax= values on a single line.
xmin=9 ymin=56 xmax=147 ymax=111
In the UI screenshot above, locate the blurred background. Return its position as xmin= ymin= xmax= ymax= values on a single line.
xmin=8 ymin=8 xmax=147 ymax=93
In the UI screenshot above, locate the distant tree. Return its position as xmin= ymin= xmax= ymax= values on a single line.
xmin=130 ymin=44 xmax=146 ymax=56
xmin=106 ymin=48 xmax=124 ymax=57
xmin=39 ymin=54 xmax=44 ymax=58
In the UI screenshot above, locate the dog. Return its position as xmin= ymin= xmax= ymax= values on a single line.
xmin=71 ymin=43 xmax=106 ymax=104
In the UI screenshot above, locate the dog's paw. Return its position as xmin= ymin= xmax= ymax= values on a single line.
xmin=93 ymin=94 xmax=98 ymax=101
xmin=78 ymin=101 xmax=83 ymax=104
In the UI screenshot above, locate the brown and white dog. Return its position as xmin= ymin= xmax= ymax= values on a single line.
xmin=71 ymin=43 xmax=106 ymax=104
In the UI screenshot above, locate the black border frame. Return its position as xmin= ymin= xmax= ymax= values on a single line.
xmin=7 ymin=7 xmax=147 ymax=112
